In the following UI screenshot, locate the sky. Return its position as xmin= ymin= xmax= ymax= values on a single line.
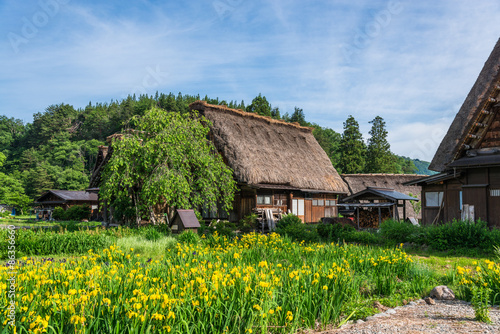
xmin=1 ymin=0 xmax=500 ymax=162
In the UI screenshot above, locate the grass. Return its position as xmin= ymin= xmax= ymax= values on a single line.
xmin=114 ymin=235 xmax=177 ymax=259
xmin=1 ymin=232 xmax=434 ymax=333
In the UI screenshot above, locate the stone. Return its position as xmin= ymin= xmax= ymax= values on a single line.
xmin=409 ymin=301 xmax=418 ymax=306
xmin=430 ymin=285 xmax=455 ymax=300
xmin=424 ymin=297 xmax=436 ymax=305
xmin=373 ymin=300 xmax=388 ymax=312
xmin=385 ymin=309 xmax=396 ymax=314
xmin=355 ymin=319 xmax=365 ymax=324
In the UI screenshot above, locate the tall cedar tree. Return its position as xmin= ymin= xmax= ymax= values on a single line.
xmin=365 ymin=116 xmax=398 ymax=173
xmin=339 ymin=115 xmax=366 ymax=174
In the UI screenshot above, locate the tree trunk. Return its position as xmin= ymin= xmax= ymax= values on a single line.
xmin=149 ymin=206 xmax=156 ymax=225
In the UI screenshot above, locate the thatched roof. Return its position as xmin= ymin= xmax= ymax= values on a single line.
xmin=190 ymin=101 xmax=349 ymax=193
xmin=341 ymin=174 xmax=422 ymax=196
xmin=430 ymin=38 xmax=500 ymax=172
xmin=341 ymin=174 xmax=422 ymax=218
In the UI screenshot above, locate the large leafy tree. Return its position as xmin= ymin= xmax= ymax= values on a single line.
xmin=339 ymin=115 xmax=366 ymax=174
xmin=100 ymin=107 xmax=236 ymax=225
xmin=365 ymin=116 xmax=398 ymax=173
xmin=0 ymin=152 xmax=31 ymax=214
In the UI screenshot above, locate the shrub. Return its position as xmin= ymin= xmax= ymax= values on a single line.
xmin=317 ymin=223 xmax=355 ymax=241
xmin=238 ymin=213 xmax=258 ymax=233
xmin=380 ymin=219 xmax=422 ymax=245
xmin=425 ymin=219 xmax=490 ymax=251
xmin=52 ymin=205 xmax=91 ymax=221
xmin=177 ymin=230 xmax=201 ymax=244
xmin=276 ymin=214 xmax=319 ymax=243
xmin=277 ymin=213 xmax=303 ymax=229
xmin=143 ymin=226 xmax=162 ymax=241
xmin=52 ymin=207 xmax=67 ymax=220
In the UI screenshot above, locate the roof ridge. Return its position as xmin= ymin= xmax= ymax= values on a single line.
xmin=189 ymin=100 xmax=313 ymax=132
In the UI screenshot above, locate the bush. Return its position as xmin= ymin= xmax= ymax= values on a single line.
xmin=143 ymin=226 xmax=162 ymax=241
xmin=380 ymin=219 xmax=422 ymax=245
xmin=52 ymin=205 xmax=91 ymax=221
xmin=317 ymin=223 xmax=355 ymax=241
xmin=52 ymin=207 xmax=67 ymax=220
xmin=276 ymin=214 xmax=319 ymax=243
xmin=177 ymin=230 xmax=201 ymax=244
xmin=277 ymin=213 xmax=303 ymax=229
xmin=425 ymin=219 xmax=490 ymax=251
xmin=238 ymin=213 xmax=258 ymax=233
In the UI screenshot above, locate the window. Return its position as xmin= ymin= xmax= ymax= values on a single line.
xmin=292 ymin=199 xmax=304 ymax=216
xmin=257 ymin=195 xmax=272 ymax=205
xmin=491 ymin=189 xmax=500 ymax=197
xmin=313 ymin=199 xmax=325 ymax=206
xmin=325 ymin=200 xmax=336 ymax=206
xmin=274 ymin=194 xmax=288 ymax=206
xmin=425 ymin=191 xmax=443 ymax=207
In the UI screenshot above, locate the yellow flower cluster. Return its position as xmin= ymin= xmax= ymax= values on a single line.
xmin=0 ymin=232 xmax=418 ymax=333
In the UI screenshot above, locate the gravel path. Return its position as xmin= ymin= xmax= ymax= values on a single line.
xmin=310 ymin=299 xmax=500 ymax=334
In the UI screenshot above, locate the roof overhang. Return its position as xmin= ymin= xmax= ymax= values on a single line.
xmin=447 ymin=153 xmax=500 ymax=168
xmin=402 ymin=172 xmax=462 ymax=186
xmin=251 ymin=183 xmax=347 ymax=194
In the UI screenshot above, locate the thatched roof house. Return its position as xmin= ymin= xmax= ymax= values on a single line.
xmin=341 ymin=174 xmax=422 ymax=219
xmin=190 ymin=101 xmax=348 ymax=222
xmin=430 ymin=38 xmax=500 ymax=172
xmin=408 ymin=38 xmax=500 ymax=227
xmin=89 ymin=101 xmax=348 ymax=223
xmin=190 ymin=101 xmax=348 ymax=193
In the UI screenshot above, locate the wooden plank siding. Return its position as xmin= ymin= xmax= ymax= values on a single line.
xmin=421 ymin=167 xmax=500 ymax=227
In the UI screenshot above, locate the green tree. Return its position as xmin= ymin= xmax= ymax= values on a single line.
xmin=246 ymin=94 xmax=272 ymax=116
xmin=100 ymin=107 xmax=237 ymax=225
xmin=366 ymin=116 xmax=398 ymax=173
xmin=339 ymin=115 xmax=366 ymax=174
xmin=312 ymin=125 xmax=342 ymax=171
xmin=0 ymin=152 xmax=31 ymax=214
xmin=289 ymin=107 xmax=309 ymax=126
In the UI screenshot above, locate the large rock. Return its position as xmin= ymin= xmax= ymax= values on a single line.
xmin=430 ymin=286 xmax=455 ymax=300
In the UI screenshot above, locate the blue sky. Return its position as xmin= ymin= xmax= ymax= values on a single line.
xmin=1 ymin=0 xmax=500 ymax=162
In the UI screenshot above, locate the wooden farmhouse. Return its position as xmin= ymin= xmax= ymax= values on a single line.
xmin=89 ymin=101 xmax=349 ymax=224
xmin=189 ymin=101 xmax=349 ymax=223
xmin=405 ymin=38 xmax=500 ymax=227
xmin=34 ymin=190 xmax=98 ymax=220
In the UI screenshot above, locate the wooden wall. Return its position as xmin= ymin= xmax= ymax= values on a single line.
xmin=421 ymin=167 xmax=500 ymax=227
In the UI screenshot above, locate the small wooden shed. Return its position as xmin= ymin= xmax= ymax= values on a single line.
xmin=340 ymin=187 xmax=419 ymax=228
xmin=170 ymin=209 xmax=201 ymax=234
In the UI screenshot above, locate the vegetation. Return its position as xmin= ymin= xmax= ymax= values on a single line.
xmin=0 ymin=92 xmax=433 ymax=219
xmin=366 ymin=116 xmax=398 ymax=173
xmin=1 ymin=232 xmax=433 ymax=333
xmin=100 ymin=108 xmax=236 ymax=225
xmin=339 ymin=115 xmax=366 ymax=174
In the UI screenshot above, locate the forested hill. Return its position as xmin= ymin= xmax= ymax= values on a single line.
xmin=0 ymin=92 xmax=435 ymax=211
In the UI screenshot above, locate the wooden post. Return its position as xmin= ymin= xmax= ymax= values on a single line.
xmin=378 ymin=207 xmax=381 ymax=227
xmin=403 ymin=200 xmax=406 ymax=221
xmin=356 ymin=207 xmax=360 ymax=230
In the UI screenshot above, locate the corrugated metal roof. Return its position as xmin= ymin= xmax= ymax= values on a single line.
xmin=175 ymin=209 xmax=200 ymax=228
xmin=342 ymin=187 xmax=419 ymax=202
